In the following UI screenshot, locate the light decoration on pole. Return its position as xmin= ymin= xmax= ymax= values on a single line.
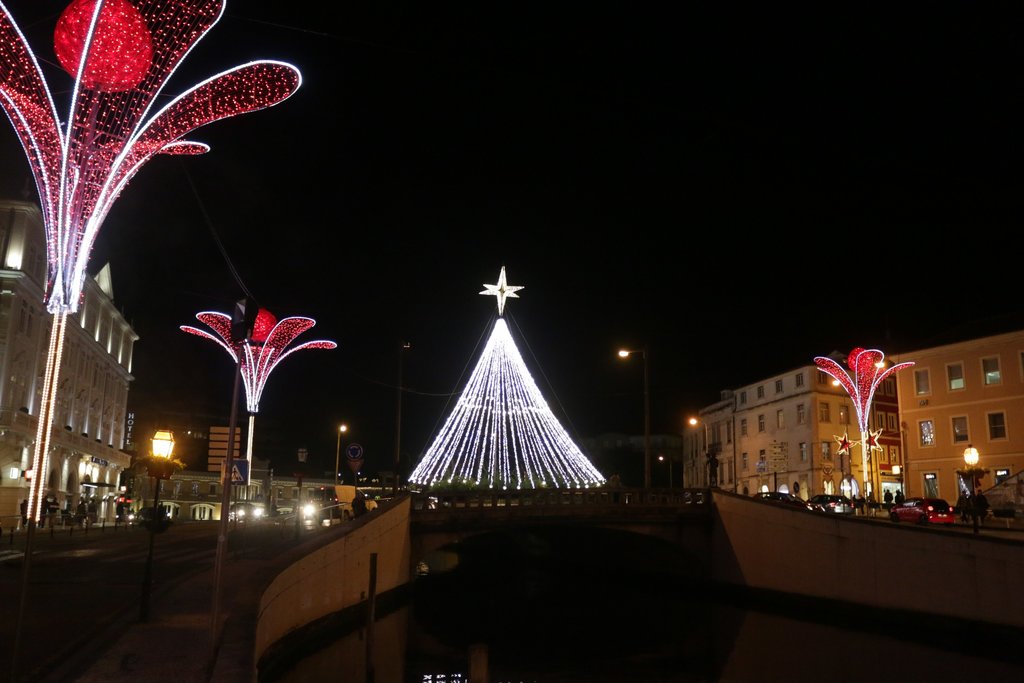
xmin=0 ymin=0 xmax=301 ymax=528
xmin=408 ymin=267 xmax=605 ymax=490
xmin=814 ymin=348 xmax=913 ymax=500
xmin=180 ymin=307 xmax=336 ymax=471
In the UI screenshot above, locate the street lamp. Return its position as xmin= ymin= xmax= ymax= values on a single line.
xmin=688 ymin=417 xmax=716 ymax=488
xmin=334 ymin=424 xmax=348 ymax=486
xmin=963 ymin=445 xmax=981 ymax=534
xmin=140 ymin=429 xmax=175 ymax=622
xmin=618 ymin=348 xmax=650 ymax=489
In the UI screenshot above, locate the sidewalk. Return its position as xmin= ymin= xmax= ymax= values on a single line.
xmin=1 ymin=519 xmax=327 ymax=683
xmin=59 ymin=522 xmax=324 ymax=683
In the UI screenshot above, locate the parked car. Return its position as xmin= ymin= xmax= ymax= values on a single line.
xmin=809 ymin=494 xmax=855 ymax=515
xmin=752 ymin=491 xmax=813 ymax=511
xmin=888 ymin=497 xmax=955 ymax=525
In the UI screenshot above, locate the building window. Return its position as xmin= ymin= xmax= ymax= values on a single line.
xmin=797 ymin=403 xmax=806 ymax=424
xmin=776 ymin=409 xmax=784 ymax=428
xmin=757 ymin=385 xmax=765 ymax=399
xmin=889 ymin=445 xmax=900 ymax=467
xmin=887 ymin=413 xmax=897 ymax=431
xmin=795 ymin=372 xmax=804 ymax=388
xmin=819 ymin=402 xmax=831 ymax=423
xmin=988 ymin=412 xmax=1007 ymax=440
xmin=799 ymin=442 xmax=808 ymax=462
xmin=740 ymin=419 xmax=748 ymax=436
xmin=817 ymin=371 xmax=830 ymax=385
xmin=758 ymin=450 xmax=766 ymax=471
xmin=208 ymin=483 xmax=217 ymax=495
xmin=951 ymin=416 xmax=969 ymax=443
xmin=883 ymin=377 xmax=896 ymax=396
xmin=820 ymin=441 xmax=832 ymax=460
xmin=919 ymin=420 xmax=935 ymax=447
xmin=742 ymin=452 xmax=748 ymax=470
xmin=739 ymin=391 xmax=747 ymax=405
xmin=758 ymin=414 xmax=766 ymax=432
xmin=775 ymin=379 xmax=783 ymax=394
xmin=982 ymin=357 xmax=1001 ymax=386
xmin=947 ymin=363 xmax=965 ymax=391
xmin=838 ymin=404 xmax=849 ymax=425
xmin=876 ymin=411 xmax=886 ymax=430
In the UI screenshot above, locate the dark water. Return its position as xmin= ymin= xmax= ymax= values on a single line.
xmin=270 ymin=526 xmax=1024 ymax=683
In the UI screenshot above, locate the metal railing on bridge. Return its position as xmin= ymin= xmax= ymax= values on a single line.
xmin=410 ymin=487 xmax=709 ymax=514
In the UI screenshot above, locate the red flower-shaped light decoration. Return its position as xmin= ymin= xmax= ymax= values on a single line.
xmin=814 ymin=348 xmax=914 ymax=433
xmin=181 ymin=309 xmax=336 ymax=413
xmin=0 ymin=0 xmax=302 ymax=314
xmin=1 ymin=0 xmax=300 ymax=524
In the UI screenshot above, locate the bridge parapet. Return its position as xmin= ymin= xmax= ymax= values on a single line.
xmin=410 ymin=487 xmax=709 ymax=519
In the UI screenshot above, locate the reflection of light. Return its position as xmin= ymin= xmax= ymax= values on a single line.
xmin=252 ymin=507 xmax=264 ymax=519
xmin=303 ymin=503 xmax=317 ymax=518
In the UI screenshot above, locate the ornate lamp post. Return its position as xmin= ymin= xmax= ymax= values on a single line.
xmin=140 ymin=429 xmax=176 ymax=622
xmin=961 ymin=445 xmax=986 ymax=535
xmin=618 ymin=348 xmax=650 ymax=489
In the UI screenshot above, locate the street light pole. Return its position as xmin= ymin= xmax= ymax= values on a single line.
xmin=140 ymin=429 xmax=175 ymax=623
xmin=618 ymin=348 xmax=650 ymax=489
xmin=963 ymin=445 xmax=980 ymax=534
xmin=394 ymin=342 xmax=411 ymax=497
xmin=688 ymin=417 xmax=712 ymax=487
xmin=334 ymin=424 xmax=348 ymax=486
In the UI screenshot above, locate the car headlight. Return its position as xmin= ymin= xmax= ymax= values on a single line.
xmin=303 ymin=503 xmax=317 ymax=518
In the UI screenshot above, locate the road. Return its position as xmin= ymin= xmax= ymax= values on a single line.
xmin=0 ymin=517 xmax=312 ymax=682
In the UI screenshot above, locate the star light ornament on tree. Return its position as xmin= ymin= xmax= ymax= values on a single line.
xmin=181 ymin=308 xmax=336 ymax=469
xmin=409 ymin=268 xmax=605 ymax=491
xmin=0 ymin=0 xmax=301 ymax=523
xmin=815 ymin=348 xmax=913 ymax=498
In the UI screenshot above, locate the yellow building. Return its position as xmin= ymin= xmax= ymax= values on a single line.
xmin=892 ymin=330 xmax=1024 ymax=513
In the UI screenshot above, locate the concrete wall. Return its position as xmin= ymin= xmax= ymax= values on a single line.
xmin=254 ymin=496 xmax=413 ymax=664
xmin=712 ymin=490 xmax=1024 ymax=628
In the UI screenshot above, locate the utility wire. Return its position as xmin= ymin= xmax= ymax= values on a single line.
xmin=180 ymin=160 xmax=254 ymax=301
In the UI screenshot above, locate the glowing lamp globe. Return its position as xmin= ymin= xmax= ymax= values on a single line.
xmin=251 ymin=308 xmax=277 ymax=343
xmin=54 ymin=0 xmax=154 ymax=92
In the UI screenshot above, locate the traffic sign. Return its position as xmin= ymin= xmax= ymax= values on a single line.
xmin=346 ymin=443 xmax=364 ymax=461
xmin=230 ymin=459 xmax=249 ymax=485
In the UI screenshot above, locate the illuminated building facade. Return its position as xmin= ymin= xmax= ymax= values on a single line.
xmin=0 ymin=198 xmax=136 ymax=523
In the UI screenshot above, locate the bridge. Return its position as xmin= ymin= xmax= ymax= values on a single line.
xmin=409 ymin=486 xmax=712 ymax=573
xmin=254 ymin=487 xmax=1024 ymax=678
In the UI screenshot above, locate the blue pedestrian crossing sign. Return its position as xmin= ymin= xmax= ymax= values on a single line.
xmin=230 ymin=459 xmax=249 ymax=485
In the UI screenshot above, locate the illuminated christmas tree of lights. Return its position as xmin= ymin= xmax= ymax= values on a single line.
xmin=814 ymin=347 xmax=913 ymax=497
xmin=408 ymin=267 xmax=605 ymax=490
xmin=181 ymin=307 xmax=336 ymax=466
xmin=0 ymin=0 xmax=301 ymax=525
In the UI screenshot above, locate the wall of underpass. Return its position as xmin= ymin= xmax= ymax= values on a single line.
xmin=254 ymin=495 xmax=413 ymax=670
xmin=711 ymin=489 xmax=1024 ymax=628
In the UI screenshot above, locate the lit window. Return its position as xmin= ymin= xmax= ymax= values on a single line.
xmin=919 ymin=420 xmax=935 ymax=447
xmin=799 ymin=442 xmax=808 ymax=462
xmin=947 ymin=363 xmax=965 ymax=391
xmin=951 ymin=416 xmax=969 ymax=443
xmin=982 ymin=357 xmax=1001 ymax=386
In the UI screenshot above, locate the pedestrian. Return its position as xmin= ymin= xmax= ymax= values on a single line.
xmin=974 ymin=488 xmax=989 ymax=524
xmin=20 ymin=498 xmax=28 ymax=528
xmin=883 ymin=489 xmax=893 ymax=510
xmin=957 ymin=493 xmax=971 ymax=522
xmin=894 ymin=489 xmax=904 ymax=505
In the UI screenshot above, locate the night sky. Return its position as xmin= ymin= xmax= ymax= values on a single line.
xmin=0 ymin=2 xmax=1019 ymax=478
